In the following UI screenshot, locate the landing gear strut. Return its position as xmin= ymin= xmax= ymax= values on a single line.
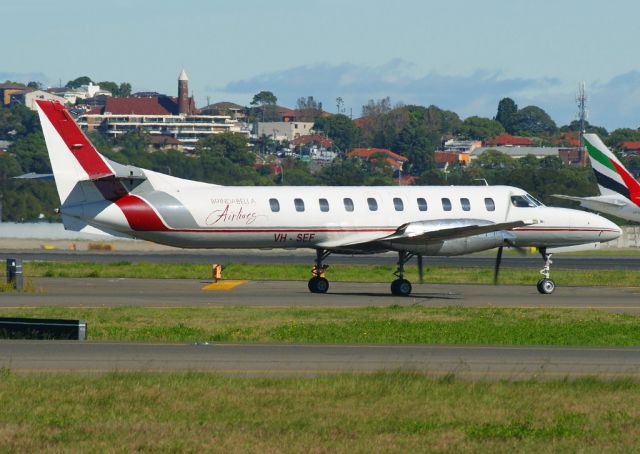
xmin=308 ymin=249 xmax=330 ymax=293
xmin=391 ymin=251 xmax=414 ymax=296
xmin=536 ymin=247 xmax=555 ymax=294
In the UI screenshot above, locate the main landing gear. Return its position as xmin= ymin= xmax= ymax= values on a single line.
xmin=536 ymin=247 xmax=555 ymax=294
xmin=391 ymin=251 xmax=415 ymax=296
xmin=308 ymin=249 xmax=330 ymax=293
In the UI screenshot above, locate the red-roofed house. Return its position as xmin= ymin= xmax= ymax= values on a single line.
xmin=292 ymin=134 xmax=334 ymax=148
xmin=347 ymin=148 xmax=408 ymax=172
xmin=622 ymin=141 xmax=640 ymax=155
xmin=484 ymin=133 xmax=535 ymax=147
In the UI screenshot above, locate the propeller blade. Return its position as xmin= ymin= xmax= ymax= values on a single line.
xmin=417 ymin=254 xmax=424 ymax=284
xmin=494 ymin=246 xmax=503 ymax=285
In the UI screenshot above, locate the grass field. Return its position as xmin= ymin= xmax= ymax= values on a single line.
xmin=1 ymin=371 xmax=639 ymax=453
xmin=6 ymin=260 xmax=640 ymax=287
xmin=1 ymin=305 xmax=639 ymax=346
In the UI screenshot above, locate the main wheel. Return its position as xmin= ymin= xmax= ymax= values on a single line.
xmin=391 ymin=278 xmax=412 ymax=296
xmin=536 ymin=278 xmax=555 ymax=294
xmin=308 ymin=276 xmax=329 ymax=293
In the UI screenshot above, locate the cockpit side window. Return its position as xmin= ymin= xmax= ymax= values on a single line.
xmin=510 ymin=195 xmax=536 ymax=207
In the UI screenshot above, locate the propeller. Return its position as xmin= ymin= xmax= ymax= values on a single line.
xmin=493 ymin=246 xmax=503 ymax=285
xmin=417 ymin=254 xmax=424 ymax=284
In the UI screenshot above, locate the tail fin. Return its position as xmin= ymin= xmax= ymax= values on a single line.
xmin=35 ymin=100 xmax=115 ymax=205
xmin=583 ymin=133 xmax=640 ymax=205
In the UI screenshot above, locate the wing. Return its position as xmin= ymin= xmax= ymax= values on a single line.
xmin=318 ymin=218 xmax=537 ymax=252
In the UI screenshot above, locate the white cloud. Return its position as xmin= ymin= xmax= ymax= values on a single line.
xmin=218 ymin=62 xmax=640 ymax=130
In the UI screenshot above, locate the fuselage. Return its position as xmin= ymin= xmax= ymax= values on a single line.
xmin=65 ymin=168 xmax=620 ymax=255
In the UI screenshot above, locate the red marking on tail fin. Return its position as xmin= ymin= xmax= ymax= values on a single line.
xmin=36 ymin=100 xmax=113 ymax=179
xmin=115 ymin=195 xmax=168 ymax=231
xmin=611 ymin=160 xmax=640 ymax=206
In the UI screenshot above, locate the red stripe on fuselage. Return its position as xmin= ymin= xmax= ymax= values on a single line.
xmin=36 ymin=100 xmax=113 ymax=178
xmin=115 ymin=195 xmax=168 ymax=231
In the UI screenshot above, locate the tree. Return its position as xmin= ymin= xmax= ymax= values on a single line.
xmin=458 ymin=116 xmax=505 ymax=140
xmin=250 ymin=91 xmax=278 ymax=122
xmin=606 ymin=128 xmax=640 ymax=150
xmin=118 ymin=82 xmax=132 ymax=97
xmin=27 ymin=81 xmax=42 ymax=90
xmin=65 ymin=76 xmax=93 ymax=89
xmin=510 ymin=106 xmax=557 ymax=136
xmin=559 ymin=120 xmax=608 ymax=138
xmin=251 ymin=91 xmax=277 ymax=107
xmin=362 ymin=97 xmax=392 ymax=117
xmin=317 ymin=156 xmax=367 ymax=185
xmin=296 ymin=96 xmax=323 ymax=121
xmin=98 ymin=81 xmax=119 ymax=95
xmin=473 ymin=149 xmax=515 ymax=169
xmin=495 ymin=97 xmax=518 ymax=133
xmin=313 ymin=114 xmax=359 ymax=152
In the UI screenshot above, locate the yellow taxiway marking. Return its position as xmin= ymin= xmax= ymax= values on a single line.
xmin=201 ymin=280 xmax=247 ymax=291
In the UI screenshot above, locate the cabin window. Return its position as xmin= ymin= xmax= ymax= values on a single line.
xmin=393 ymin=197 xmax=404 ymax=211
xmin=367 ymin=197 xmax=378 ymax=211
xmin=511 ymin=195 xmax=536 ymax=208
xmin=441 ymin=197 xmax=452 ymax=211
xmin=460 ymin=198 xmax=470 ymax=211
xmin=484 ymin=197 xmax=495 ymax=211
xmin=319 ymin=198 xmax=329 ymax=212
xmin=294 ymin=198 xmax=305 ymax=212
xmin=269 ymin=198 xmax=280 ymax=212
xmin=343 ymin=197 xmax=354 ymax=212
xmin=417 ymin=198 xmax=428 ymax=211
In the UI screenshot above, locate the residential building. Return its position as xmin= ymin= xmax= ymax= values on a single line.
xmin=0 ymin=83 xmax=27 ymax=106
xmin=256 ymin=121 xmax=315 ymax=142
xmin=200 ymin=102 xmax=246 ymax=120
xmin=442 ymin=139 xmax=482 ymax=153
xmin=434 ymin=151 xmax=471 ymax=166
xmin=47 ymin=82 xmax=112 ymax=104
xmin=10 ymin=90 xmax=68 ymax=110
xmin=75 ymin=71 xmax=245 ymax=151
xmin=484 ymin=133 xmax=536 ymax=147
xmin=621 ymin=141 xmax=640 ymax=156
xmin=471 ymin=146 xmax=564 ymax=160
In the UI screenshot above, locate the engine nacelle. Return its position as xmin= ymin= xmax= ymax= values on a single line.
xmin=384 ymin=230 xmax=510 ymax=256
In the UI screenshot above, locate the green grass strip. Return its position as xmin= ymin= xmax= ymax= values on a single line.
xmin=1 ymin=305 xmax=640 ymax=346
xmin=0 ymin=371 xmax=639 ymax=452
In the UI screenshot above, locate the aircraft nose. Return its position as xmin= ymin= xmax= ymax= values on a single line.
xmin=588 ymin=213 xmax=621 ymax=242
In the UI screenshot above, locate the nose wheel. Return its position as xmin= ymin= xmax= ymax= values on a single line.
xmin=537 ymin=248 xmax=555 ymax=294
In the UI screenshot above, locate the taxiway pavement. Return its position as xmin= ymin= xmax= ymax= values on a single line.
xmin=2 ymin=340 xmax=640 ymax=379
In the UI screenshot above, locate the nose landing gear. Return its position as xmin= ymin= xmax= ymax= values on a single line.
xmin=536 ymin=247 xmax=555 ymax=294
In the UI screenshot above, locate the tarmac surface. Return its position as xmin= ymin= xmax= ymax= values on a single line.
xmin=3 ymin=248 xmax=640 ymax=269
xmin=2 ymin=278 xmax=640 ymax=379
xmin=2 ymin=340 xmax=640 ymax=379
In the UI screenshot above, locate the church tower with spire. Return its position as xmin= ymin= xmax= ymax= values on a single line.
xmin=178 ymin=69 xmax=189 ymax=115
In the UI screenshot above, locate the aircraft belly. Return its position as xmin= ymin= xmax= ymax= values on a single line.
xmin=510 ymin=229 xmax=607 ymax=247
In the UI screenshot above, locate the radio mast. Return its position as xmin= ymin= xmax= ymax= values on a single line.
xmin=576 ymin=82 xmax=588 ymax=148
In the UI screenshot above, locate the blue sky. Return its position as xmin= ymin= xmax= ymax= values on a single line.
xmin=3 ymin=0 xmax=640 ymax=130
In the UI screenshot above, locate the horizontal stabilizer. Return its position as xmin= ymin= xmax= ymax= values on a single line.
xmin=13 ymin=172 xmax=54 ymax=180
xmin=552 ymin=194 xmax=627 ymax=207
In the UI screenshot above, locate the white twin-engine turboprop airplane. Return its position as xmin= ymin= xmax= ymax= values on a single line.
xmin=35 ymin=100 xmax=621 ymax=295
